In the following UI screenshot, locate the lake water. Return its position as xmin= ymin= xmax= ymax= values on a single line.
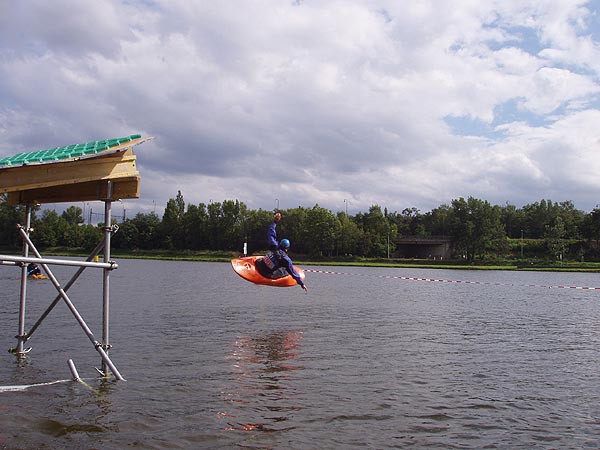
xmin=1 ymin=259 xmax=600 ymax=448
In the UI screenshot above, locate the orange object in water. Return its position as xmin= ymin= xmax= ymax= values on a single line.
xmin=230 ymin=256 xmax=305 ymax=287
xmin=28 ymin=274 xmax=48 ymax=280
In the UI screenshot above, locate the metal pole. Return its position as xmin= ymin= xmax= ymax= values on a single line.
xmin=102 ymin=181 xmax=113 ymax=375
xmin=68 ymin=359 xmax=80 ymax=381
xmin=16 ymin=227 xmax=124 ymax=380
xmin=0 ymin=254 xmax=116 ymax=270
xmin=16 ymin=205 xmax=32 ymax=355
xmin=387 ymin=233 xmax=390 ymax=259
xmin=0 ymin=261 xmax=19 ymax=266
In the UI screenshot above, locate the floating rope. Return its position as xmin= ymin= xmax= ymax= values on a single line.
xmin=0 ymin=379 xmax=70 ymax=393
xmin=304 ymin=268 xmax=600 ymax=291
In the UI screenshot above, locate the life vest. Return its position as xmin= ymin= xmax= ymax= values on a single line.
xmin=263 ymin=251 xmax=279 ymax=271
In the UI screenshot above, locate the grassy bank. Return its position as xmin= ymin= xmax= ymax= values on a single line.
xmin=5 ymin=247 xmax=600 ymax=273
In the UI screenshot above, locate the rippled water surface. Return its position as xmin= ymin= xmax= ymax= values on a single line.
xmin=1 ymin=259 xmax=600 ymax=448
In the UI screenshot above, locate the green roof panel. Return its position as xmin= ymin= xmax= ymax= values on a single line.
xmin=0 ymin=134 xmax=143 ymax=167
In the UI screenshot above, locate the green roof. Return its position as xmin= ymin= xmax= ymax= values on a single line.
xmin=0 ymin=134 xmax=142 ymax=167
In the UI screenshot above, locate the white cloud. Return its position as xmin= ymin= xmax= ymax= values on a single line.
xmin=1 ymin=0 xmax=600 ymax=215
xmin=519 ymin=67 xmax=600 ymax=114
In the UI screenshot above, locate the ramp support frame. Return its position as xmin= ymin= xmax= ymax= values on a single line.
xmin=1 ymin=186 xmax=124 ymax=381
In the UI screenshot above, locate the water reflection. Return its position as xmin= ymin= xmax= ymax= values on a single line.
xmin=221 ymin=330 xmax=304 ymax=432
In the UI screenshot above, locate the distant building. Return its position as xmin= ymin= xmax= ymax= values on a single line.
xmin=393 ymin=235 xmax=451 ymax=259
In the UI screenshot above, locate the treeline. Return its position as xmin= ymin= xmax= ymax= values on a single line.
xmin=2 ymin=192 xmax=600 ymax=262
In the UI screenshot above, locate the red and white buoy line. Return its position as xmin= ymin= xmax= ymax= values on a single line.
xmin=304 ymin=268 xmax=600 ymax=291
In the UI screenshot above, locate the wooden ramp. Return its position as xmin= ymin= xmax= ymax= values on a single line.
xmin=0 ymin=134 xmax=151 ymax=204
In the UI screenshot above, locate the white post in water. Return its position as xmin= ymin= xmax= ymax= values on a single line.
xmin=101 ymin=181 xmax=113 ymax=376
xmin=68 ymin=359 xmax=80 ymax=381
xmin=243 ymin=242 xmax=247 ymax=257
xmin=16 ymin=205 xmax=32 ymax=355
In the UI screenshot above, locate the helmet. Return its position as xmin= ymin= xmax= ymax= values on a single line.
xmin=280 ymin=238 xmax=291 ymax=249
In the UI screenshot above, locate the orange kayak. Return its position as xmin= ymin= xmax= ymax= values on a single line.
xmin=231 ymin=256 xmax=305 ymax=287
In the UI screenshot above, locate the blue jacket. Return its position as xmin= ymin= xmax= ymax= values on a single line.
xmin=264 ymin=249 xmax=304 ymax=287
xmin=267 ymin=220 xmax=279 ymax=249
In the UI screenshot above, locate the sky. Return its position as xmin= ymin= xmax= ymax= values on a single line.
xmin=2 ymin=0 xmax=600 ymax=217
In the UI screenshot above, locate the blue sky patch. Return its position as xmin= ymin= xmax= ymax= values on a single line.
xmin=486 ymin=25 xmax=545 ymax=56
xmin=445 ymin=98 xmax=558 ymax=138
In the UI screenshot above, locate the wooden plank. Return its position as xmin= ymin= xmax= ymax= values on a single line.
xmin=0 ymin=149 xmax=138 ymax=193
xmin=5 ymin=177 xmax=140 ymax=205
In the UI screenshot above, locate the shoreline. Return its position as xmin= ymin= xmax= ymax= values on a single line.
xmin=11 ymin=248 xmax=598 ymax=273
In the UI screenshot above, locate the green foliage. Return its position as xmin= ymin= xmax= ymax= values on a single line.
xmin=61 ymin=206 xmax=84 ymax=225
xmin=32 ymin=210 xmax=62 ymax=247
xmin=581 ymin=208 xmax=600 ymax=244
xmin=277 ymin=207 xmax=308 ymax=253
xmin=450 ymin=197 xmax=507 ymax=262
xmin=354 ymin=205 xmax=397 ymax=257
xmin=0 ymin=201 xmax=28 ymax=248
xmin=421 ymin=204 xmax=452 ymax=236
xmin=338 ymin=211 xmax=362 ymax=256
xmin=303 ymin=205 xmax=340 ymax=257
xmin=161 ymin=190 xmax=186 ymax=249
xmin=519 ymin=199 xmax=584 ymax=239
xmin=544 ymin=216 xmax=567 ymax=260
xmin=3 ymin=192 xmax=600 ymax=262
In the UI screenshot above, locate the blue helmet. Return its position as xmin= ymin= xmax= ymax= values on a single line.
xmin=280 ymin=238 xmax=291 ymax=249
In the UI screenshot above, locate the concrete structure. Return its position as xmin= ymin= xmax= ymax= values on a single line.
xmin=393 ymin=235 xmax=451 ymax=259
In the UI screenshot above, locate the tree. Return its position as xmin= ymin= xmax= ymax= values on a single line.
xmin=182 ymin=203 xmax=209 ymax=250
xmin=277 ymin=207 xmax=308 ymax=254
xmin=582 ymin=208 xmax=600 ymax=245
xmin=206 ymin=202 xmax=223 ymax=250
xmin=302 ymin=205 xmax=340 ymax=257
xmin=116 ymin=212 xmax=161 ymax=249
xmin=500 ymin=203 xmax=526 ymax=239
xmin=395 ymin=207 xmax=424 ymax=236
xmin=450 ymin=197 xmax=506 ymax=262
xmin=555 ymin=200 xmax=584 ymax=239
xmin=422 ymin=205 xmax=453 ymax=236
xmin=221 ymin=200 xmax=247 ymax=251
xmin=0 ymin=200 xmax=28 ymax=248
xmin=61 ymin=206 xmax=84 ymax=226
xmin=245 ymin=209 xmax=276 ymax=253
xmin=31 ymin=210 xmax=63 ymax=247
xmin=112 ymin=219 xmax=139 ymax=249
xmin=354 ymin=205 xmax=396 ymax=257
xmin=337 ymin=211 xmax=362 ymax=256
xmin=161 ymin=191 xmax=186 ymax=249
xmin=81 ymin=224 xmax=103 ymax=250
xmin=61 ymin=221 xmax=84 ymax=247
xmin=544 ymin=216 xmax=567 ymax=261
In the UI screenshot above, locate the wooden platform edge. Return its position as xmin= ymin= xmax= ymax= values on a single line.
xmin=0 ymin=136 xmax=152 ymax=204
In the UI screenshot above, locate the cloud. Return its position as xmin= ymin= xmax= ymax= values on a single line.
xmin=1 ymin=0 xmax=600 ymax=216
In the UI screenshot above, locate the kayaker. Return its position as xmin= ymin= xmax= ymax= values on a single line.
xmin=256 ymin=213 xmax=308 ymax=292
xmin=27 ymin=263 xmax=42 ymax=277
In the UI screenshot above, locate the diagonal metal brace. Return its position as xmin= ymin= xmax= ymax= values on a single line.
xmin=16 ymin=227 xmax=125 ymax=381
xmin=24 ymin=237 xmax=108 ymax=341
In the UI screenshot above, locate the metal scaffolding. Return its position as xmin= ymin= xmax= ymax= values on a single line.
xmin=1 ymin=192 xmax=124 ymax=380
xmin=0 ymin=135 xmax=151 ymax=382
